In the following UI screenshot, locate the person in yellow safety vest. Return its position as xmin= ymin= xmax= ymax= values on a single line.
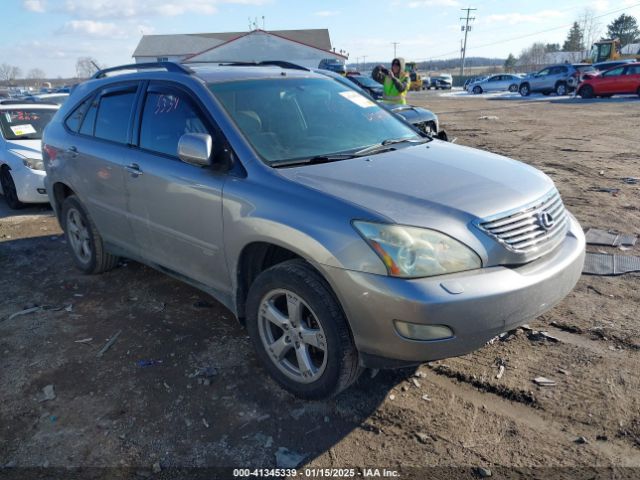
xmin=372 ymin=57 xmax=410 ymax=104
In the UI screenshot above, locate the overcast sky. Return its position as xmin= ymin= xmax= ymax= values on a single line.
xmin=2 ymin=0 xmax=640 ymax=78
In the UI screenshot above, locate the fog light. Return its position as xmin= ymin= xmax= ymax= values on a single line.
xmin=37 ymin=188 xmax=46 ymax=194
xmin=394 ymin=320 xmax=453 ymax=341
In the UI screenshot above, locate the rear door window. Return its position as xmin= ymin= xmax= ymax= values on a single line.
xmin=602 ymin=67 xmax=625 ymax=77
xmin=94 ymin=89 xmax=137 ymax=143
xmin=65 ymin=96 xmax=93 ymax=133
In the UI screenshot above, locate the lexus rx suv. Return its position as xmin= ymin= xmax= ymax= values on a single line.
xmin=42 ymin=62 xmax=585 ymax=399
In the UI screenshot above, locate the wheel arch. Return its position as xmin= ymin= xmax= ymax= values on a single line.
xmin=51 ymin=182 xmax=76 ymax=223
xmin=234 ymin=241 xmax=336 ymax=324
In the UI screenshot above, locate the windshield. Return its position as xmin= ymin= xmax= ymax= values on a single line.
xmin=0 ymin=108 xmax=56 ymax=140
xmin=209 ymin=77 xmax=419 ymax=164
xmin=352 ymin=76 xmax=381 ymax=88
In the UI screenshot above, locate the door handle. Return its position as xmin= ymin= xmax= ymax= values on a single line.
xmin=125 ymin=163 xmax=143 ymax=177
xmin=67 ymin=146 xmax=78 ymax=157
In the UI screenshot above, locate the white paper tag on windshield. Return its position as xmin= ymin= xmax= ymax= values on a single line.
xmin=339 ymin=91 xmax=376 ymax=108
xmin=10 ymin=124 xmax=36 ymax=136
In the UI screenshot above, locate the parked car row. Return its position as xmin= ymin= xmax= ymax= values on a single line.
xmin=467 ymin=74 xmax=523 ymax=94
xmin=577 ymin=62 xmax=640 ymax=98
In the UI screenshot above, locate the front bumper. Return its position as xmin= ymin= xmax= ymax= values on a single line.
xmin=323 ymin=214 xmax=585 ymax=367
xmin=11 ymin=166 xmax=48 ymax=204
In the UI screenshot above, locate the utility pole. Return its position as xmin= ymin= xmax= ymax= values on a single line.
xmin=459 ymin=7 xmax=476 ymax=78
xmin=362 ymin=55 xmax=367 ymax=71
xmin=391 ymin=42 xmax=399 ymax=58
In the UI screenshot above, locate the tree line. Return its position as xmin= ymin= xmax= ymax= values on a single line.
xmin=0 ymin=57 xmax=103 ymax=86
xmin=505 ymin=12 xmax=639 ymax=71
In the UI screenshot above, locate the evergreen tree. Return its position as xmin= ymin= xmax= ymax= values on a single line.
xmin=606 ymin=14 xmax=640 ymax=46
xmin=504 ymin=53 xmax=517 ymax=72
xmin=563 ymin=22 xmax=584 ymax=51
xmin=545 ymin=43 xmax=561 ymax=53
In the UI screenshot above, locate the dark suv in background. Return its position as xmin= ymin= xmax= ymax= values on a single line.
xmin=519 ymin=63 xmax=596 ymax=96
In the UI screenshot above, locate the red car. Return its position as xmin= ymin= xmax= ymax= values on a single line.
xmin=577 ymin=63 xmax=640 ymax=98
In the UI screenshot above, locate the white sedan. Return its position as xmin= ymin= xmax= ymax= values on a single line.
xmin=0 ymin=102 xmax=59 ymax=209
xmin=467 ymin=74 xmax=523 ymax=94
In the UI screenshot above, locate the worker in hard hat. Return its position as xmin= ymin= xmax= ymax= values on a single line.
xmin=372 ymin=57 xmax=410 ymax=104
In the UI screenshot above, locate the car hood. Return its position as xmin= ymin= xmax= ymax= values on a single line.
xmin=277 ymin=140 xmax=554 ymax=227
xmin=5 ymin=139 xmax=43 ymax=159
xmin=389 ymin=105 xmax=436 ymax=123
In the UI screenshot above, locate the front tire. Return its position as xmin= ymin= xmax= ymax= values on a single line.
xmin=472 ymin=86 xmax=483 ymax=94
xmin=0 ymin=168 xmax=24 ymax=210
xmin=519 ymin=83 xmax=530 ymax=96
xmin=61 ymin=195 xmax=119 ymax=274
xmin=246 ymin=260 xmax=362 ymax=399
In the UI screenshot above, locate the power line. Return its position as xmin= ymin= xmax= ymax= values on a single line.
xmin=459 ymin=7 xmax=476 ymax=77
xmin=416 ymin=1 xmax=640 ymax=62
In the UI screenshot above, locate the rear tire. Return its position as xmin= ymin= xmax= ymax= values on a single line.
xmin=61 ymin=195 xmax=119 ymax=274
xmin=579 ymin=85 xmax=594 ymax=99
xmin=508 ymin=84 xmax=518 ymax=92
xmin=0 ymin=168 xmax=24 ymax=210
xmin=246 ymin=259 xmax=362 ymax=399
xmin=519 ymin=83 xmax=530 ymax=96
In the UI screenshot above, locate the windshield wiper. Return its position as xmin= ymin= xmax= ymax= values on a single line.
xmin=272 ymin=153 xmax=358 ymax=168
xmin=354 ymin=137 xmax=428 ymax=156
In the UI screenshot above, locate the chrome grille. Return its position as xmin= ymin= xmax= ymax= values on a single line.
xmin=478 ymin=190 xmax=568 ymax=254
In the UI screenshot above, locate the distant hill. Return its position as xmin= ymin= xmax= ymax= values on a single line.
xmin=348 ymin=57 xmax=505 ymax=71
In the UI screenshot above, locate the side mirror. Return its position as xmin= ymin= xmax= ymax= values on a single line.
xmin=178 ymin=133 xmax=212 ymax=167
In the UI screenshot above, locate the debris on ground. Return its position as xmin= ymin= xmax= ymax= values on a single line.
xmin=533 ymin=377 xmax=557 ymax=387
xmin=74 ymin=338 xmax=93 ymax=344
xmin=188 ymin=366 xmax=218 ymax=378
xmin=136 ymin=359 xmax=163 ymax=368
xmin=475 ymin=466 xmax=492 ymax=477
xmin=96 ymin=330 xmax=122 ymax=358
xmin=526 ymin=330 xmax=560 ymax=343
xmin=583 ymin=252 xmax=640 ymax=276
xmin=596 ymin=434 xmax=608 ymax=441
xmin=478 ymin=115 xmax=499 ymax=120
xmin=41 ymin=385 xmax=56 ymax=402
xmin=275 ymin=447 xmax=306 ymax=469
xmin=202 ymin=418 xmax=210 ymax=428
xmin=415 ymin=432 xmax=430 ymax=444
xmin=574 ymin=436 xmax=588 ymax=444
xmin=622 ymin=177 xmax=638 ymax=184
xmin=3 ymin=306 xmax=44 ymax=323
xmin=589 ymin=187 xmax=620 ymax=194
xmin=421 ymin=394 xmax=432 ymax=402
xmin=496 ymin=365 xmax=505 ymax=380
xmin=388 ymin=394 xmax=396 ymax=401
xmin=411 ymin=378 xmax=421 ymax=388
xmin=585 ymin=228 xmax=637 ymax=247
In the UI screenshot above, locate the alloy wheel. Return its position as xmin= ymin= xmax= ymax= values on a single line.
xmin=257 ymin=289 xmax=328 ymax=384
xmin=66 ymin=207 xmax=92 ymax=263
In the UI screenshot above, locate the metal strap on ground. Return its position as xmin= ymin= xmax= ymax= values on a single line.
xmin=582 ymin=252 xmax=640 ymax=276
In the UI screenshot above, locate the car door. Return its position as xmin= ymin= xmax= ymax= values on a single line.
xmin=597 ymin=67 xmax=626 ymax=95
xmin=622 ymin=65 xmax=640 ymax=93
xmin=59 ymin=83 xmax=140 ymax=249
xmin=486 ymin=75 xmax=501 ymax=92
xmin=548 ymin=66 xmax=563 ymax=90
xmin=531 ymin=68 xmax=550 ymax=91
xmin=124 ymin=81 xmax=230 ymax=292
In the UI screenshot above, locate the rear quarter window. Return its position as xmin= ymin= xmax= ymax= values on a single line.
xmin=65 ymin=97 xmax=93 ymax=133
xmin=94 ymin=91 xmax=136 ymax=144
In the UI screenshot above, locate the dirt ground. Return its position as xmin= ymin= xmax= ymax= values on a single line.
xmin=1 ymin=92 xmax=639 ymax=479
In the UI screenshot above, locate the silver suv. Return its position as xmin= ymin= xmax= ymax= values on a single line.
xmin=519 ymin=63 xmax=596 ymax=96
xmin=43 ymin=63 xmax=585 ymax=399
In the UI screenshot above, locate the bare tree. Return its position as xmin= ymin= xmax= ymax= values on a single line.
xmin=0 ymin=63 xmax=22 ymax=84
xmin=75 ymin=57 xmax=101 ymax=79
xmin=578 ymin=9 xmax=601 ymax=59
xmin=518 ymin=42 xmax=547 ymax=71
xmin=27 ymin=68 xmax=46 ymax=87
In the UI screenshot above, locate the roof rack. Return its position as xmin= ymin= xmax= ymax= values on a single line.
xmin=212 ymin=61 xmax=310 ymax=71
xmin=92 ymin=62 xmax=193 ymax=79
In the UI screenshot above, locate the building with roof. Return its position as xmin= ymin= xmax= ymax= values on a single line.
xmin=132 ymin=29 xmax=347 ymax=68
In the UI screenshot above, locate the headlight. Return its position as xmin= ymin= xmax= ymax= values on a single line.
xmin=22 ymin=158 xmax=45 ymax=171
xmin=353 ymin=221 xmax=481 ymax=278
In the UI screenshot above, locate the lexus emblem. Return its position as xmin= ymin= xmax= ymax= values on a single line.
xmin=537 ymin=211 xmax=555 ymax=231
